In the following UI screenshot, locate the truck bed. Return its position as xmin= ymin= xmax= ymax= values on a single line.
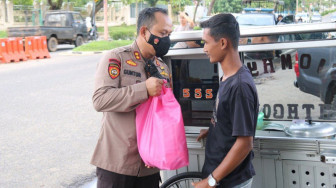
xmin=7 ymin=26 xmax=74 ymax=40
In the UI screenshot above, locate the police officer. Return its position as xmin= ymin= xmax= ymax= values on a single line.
xmin=91 ymin=7 xmax=173 ymax=188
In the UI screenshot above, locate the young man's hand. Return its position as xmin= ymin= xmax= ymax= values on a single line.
xmin=191 ymin=179 xmax=213 ymax=188
xmin=196 ymin=129 xmax=209 ymax=141
xmin=145 ymin=77 xmax=164 ymax=96
xmin=145 ymin=164 xmax=154 ymax=168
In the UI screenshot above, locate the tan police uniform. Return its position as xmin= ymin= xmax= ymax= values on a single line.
xmin=91 ymin=41 xmax=170 ymax=177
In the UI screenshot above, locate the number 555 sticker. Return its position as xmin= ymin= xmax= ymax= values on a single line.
xmin=183 ymin=88 xmax=213 ymax=99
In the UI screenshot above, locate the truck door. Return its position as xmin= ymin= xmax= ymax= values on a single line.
xmin=72 ymin=13 xmax=87 ymax=39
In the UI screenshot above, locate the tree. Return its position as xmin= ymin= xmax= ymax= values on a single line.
xmin=193 ymin=0 xmax=201 ymax=22
xmin=47 ymin=0 xmax=63 ymax=10
xmin=71 ymin=0 xmax=88 ymax=7
xmin=91 ymin=0 xmax=136 ymax=17
xmin=207 ymin=0 xmax=216 ymax=16
xmin=213 ymin=0 xmax=242 ymax=14
xmin=144 ymin=0 xmax=159 ymax=6
xmin=170 ymin=0 xmax=193 ymax=15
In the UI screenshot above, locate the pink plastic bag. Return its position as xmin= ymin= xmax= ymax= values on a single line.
xmin=136 ymin=84 xmax=189 ymax=170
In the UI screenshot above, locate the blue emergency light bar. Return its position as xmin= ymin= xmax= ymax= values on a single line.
xmin=243 ymin=8 xmax=274 ymax=13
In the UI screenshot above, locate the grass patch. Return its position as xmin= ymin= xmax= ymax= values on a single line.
xmin=73 ymin=40 xmax=133 ymax=52
xmin=0 ymin=30 xmax=7 ymax=38
xmin=321 ymin=9 xmax=336 ymax=16
xmin=98 ymin=25 xmax=137 ymax=40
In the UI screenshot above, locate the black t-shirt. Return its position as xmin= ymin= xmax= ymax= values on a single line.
xmin=202 ymin=65 xmax=259 ymax=188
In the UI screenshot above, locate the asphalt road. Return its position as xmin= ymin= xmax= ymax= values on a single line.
xmin=0 ymin=48 xmax=103 ymax=187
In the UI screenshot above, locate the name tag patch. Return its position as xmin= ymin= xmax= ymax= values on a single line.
xmin=124 ymin=69 xmax=141 ymax=78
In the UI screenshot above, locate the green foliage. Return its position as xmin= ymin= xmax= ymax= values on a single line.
xmin=193 ymin=26 xmax=202 ymax=30
xmin=322 ymin=9 xmax=336 ymax=16
xmin=213 ymin=0 xmax=242 ymax=13
xmin=73 ymin=40 xmax=133 ymax=52
xmin=13 ymin=0 xmax=34 ymax=5
xmin=171 ymin=0 xmax=193 ymax=15
xmin=70 ymin=0 xmax=88 ymax=7
xmin=0 ymin=31 xmax=7 ymax=38
xmin=98 ymin=25 xmax=137 ymax=40
xmin=283 ymin=0 xmax=297 ymax=12
xmin=144 ymin=0 xmax=160 ymax=6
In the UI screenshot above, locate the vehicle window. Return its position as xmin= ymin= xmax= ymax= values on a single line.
xmin=73 ymin=14 xmax=84 ymax=24
xmin=171 ymin=59 xmax=219 ymax=126
xmin=281 ymin=16 xmax=294 ymax=24
xmin=297 ymin=13 xmax=307 ymax=17
xmin=236 ymin=14 xmax=275 ymax=26
xmin=45 ymin=14 xmax=68 ymax=27
xmin=245 ymin=45 xmax=336 ymax=123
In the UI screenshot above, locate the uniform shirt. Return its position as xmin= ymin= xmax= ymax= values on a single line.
xmin=202 ymin=65 xmax=259 ymax=187
xmin=91 ymin=41 xmax=170 ymax=177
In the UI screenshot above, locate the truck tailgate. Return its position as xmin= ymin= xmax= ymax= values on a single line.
xmin=7 ymin=27 xmax=43 ymax=37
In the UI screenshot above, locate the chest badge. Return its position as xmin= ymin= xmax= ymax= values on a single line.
xmin=134 ymin=51 xmax=141 ymax=60
xmin=160 ymin=70 xmax=169 ymax=77
xmin=154 ymin=38 xmax=159 ymax=44
xmin=126 ymin=59 xmax=137 ymax=67
xmin=155 ymin=59 xmax=160 ymax=66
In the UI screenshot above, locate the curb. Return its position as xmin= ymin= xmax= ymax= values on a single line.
xmin=60 ymin=51 xmax=105 ymax=56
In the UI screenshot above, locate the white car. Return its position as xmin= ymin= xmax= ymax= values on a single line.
xmin=295 ymin=12 xmax=310 ymax=23
xmin=311 ymin=13 xmax=322 ymax=23
xmin=331 ymin=14 xmax=336 ymax=22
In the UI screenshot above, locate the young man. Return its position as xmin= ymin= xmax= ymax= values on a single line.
xmin=91 ymin=8 xmax=173 ymax=188
xmin=192 ymin=14 xmax=259 ymax=188
xmin=276 ymin=14 xmax=283 ymax=24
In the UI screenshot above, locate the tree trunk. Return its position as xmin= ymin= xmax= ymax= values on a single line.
xmin=95 ymin=0 xmax=104 ymax=15
xmin=207 ymin=0 xmax=216 ymax=16
xmin=273 ymin=0 xmax=278 ymax=12
xmin=193 ymin=0 xmax=200 ymax=23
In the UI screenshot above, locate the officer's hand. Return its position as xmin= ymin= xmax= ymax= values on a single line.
xmin=196 ymin=129 xmax=209 ymax=142
xmin=146 ymin=77 xmax=164 ymax=97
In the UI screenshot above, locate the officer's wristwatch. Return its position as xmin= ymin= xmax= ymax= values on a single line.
xmin=208 ymin=173 xmax=218 ymax=187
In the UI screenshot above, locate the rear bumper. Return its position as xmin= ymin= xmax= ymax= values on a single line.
xmin=294 ymin=80 xmax=299 ymax=88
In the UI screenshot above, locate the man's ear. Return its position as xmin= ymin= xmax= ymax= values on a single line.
xmin=220 ymin=38 xmax=228 ymax=50
xmin=140 ymin=26 xmax=147 ymax=39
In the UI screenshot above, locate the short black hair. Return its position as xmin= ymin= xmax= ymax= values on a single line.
xmin=200 ymin=13 xmax=240 ymax=49
xmin=137 ymin=7 xmax=168 ymax=35
xmin=278 ymin=14 xmax=283 ymax=18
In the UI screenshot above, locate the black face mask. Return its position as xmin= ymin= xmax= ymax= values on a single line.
xmin=146 ymin=29 xmax=171 ymax=58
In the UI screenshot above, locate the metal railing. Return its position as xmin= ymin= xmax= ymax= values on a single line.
xmin=167 ymin=22 xmax=336 ymax=57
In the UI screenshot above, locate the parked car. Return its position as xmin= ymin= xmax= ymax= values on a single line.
xmin=294 ymin=33 xmax=336 ymax=104
xmin=7 ymin=11 xmax=88 ymax=52
xmin=295 ymin=12 xmax=310 ymax=23
xmin=311 ymin=13 xmax=322 ymax=23
xmin=277 ymin=15 xmax=296 ymax=25
xmin=331 ymin=14 xmax=336 ymax=22
xmin=236 ymin=11 xmax=276 ymax=27
xmin=236 ymin=9 xmax=276 ymax=60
